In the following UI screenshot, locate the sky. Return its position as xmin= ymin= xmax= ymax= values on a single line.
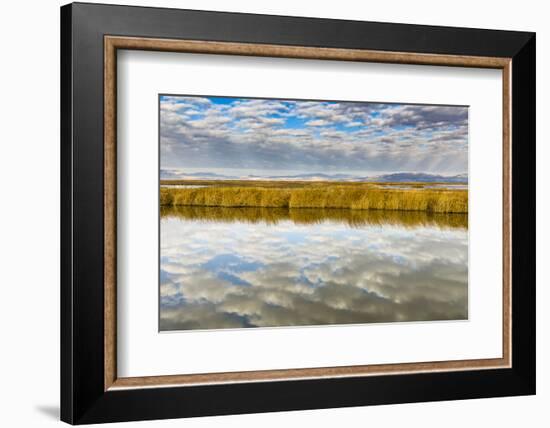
xmin=160 ymin=95 xmax=468 ymax=177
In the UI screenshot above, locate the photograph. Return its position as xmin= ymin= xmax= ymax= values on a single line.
xmin=159 ymin=94 xmax=469 ymax=331
xmin=55 ymin=2 xmax=536 ymax=424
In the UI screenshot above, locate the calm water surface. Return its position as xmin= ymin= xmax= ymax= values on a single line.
xmin=160 ymin=206 xmax=468 ymax=331
xmin=160 ymin=184 xmax=208 ymax=189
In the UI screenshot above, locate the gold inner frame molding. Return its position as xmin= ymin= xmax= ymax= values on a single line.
xmin=104 ymin=35 xmax=512 ymax=391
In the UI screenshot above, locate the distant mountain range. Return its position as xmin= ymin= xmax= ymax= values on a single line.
xmin=369 ymin=172 xmax=468 ymax=183
xmin=161 ymin=169 xmax=468 ymax=183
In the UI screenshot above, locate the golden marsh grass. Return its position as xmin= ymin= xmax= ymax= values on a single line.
xmin=160 ymin=181 xmax=468 ymax=214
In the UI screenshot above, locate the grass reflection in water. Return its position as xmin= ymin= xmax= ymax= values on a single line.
xmin=160 ymin=206 xmax=468 ymax=331
xmin=161 ymin=205 xmax=468 ymax=230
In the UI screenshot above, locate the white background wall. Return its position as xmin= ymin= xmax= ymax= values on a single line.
xmin=0 ymin=0 xmax=546 ymax=426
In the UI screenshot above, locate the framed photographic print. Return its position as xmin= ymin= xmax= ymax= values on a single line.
xmin=60 ymin=2 xmax=536 ymax=424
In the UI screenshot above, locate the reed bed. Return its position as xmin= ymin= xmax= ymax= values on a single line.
xmin=160 ymin=184 xmax=468 ymax=213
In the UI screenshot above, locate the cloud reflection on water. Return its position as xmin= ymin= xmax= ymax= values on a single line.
xmin=160 ymin=207 xmax=468 ymax=331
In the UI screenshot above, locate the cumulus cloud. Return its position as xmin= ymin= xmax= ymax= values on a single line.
xmin=306 ymin=119 xmax=331 ymax=127
xmin=160 ymin=95 xmax=468 ymax=175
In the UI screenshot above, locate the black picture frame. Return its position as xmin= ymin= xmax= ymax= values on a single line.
xmin=61 ymin=2 xmax=535 ymax=424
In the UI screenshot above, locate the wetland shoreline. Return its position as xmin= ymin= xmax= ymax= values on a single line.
xmin=160 ymin=180 xmax=468 ymax=214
